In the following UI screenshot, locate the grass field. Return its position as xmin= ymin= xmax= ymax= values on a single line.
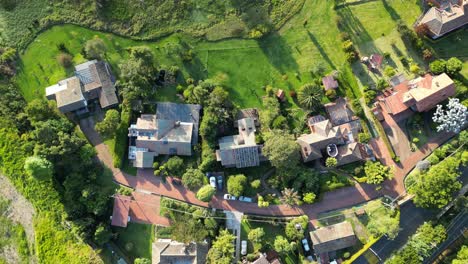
xmin=113 ymin=223 xmax=154 ymax=261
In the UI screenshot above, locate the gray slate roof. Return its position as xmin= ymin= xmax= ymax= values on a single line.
xmin=156 ymin=102 xmax=201 ymax=145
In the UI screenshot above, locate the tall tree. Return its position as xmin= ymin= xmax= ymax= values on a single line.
xmin=274 ymin=235 xmax=293 ymax=255
xmin=364 ymin=161 xmax=392 ymax=184
xmin=182 ymin=168 xmax=205 ymax=190
xmin=409 ymin=157 xmax=462 ymax=208
xmin=227 ymin=174 xmax=247 ymax=197
xmin=207 ymin=229 xmax=236 ymax=264
xmin=262 ymin=130 xmax=301 ymax=180
xmin=196 ymin=185 xmax=216 ymax=202
xmin=433 ymin=98 xmax=467 ymax=133
xmin=171 ymin=215 xmax=208 ymax=244
xmin=297 ymin=82 xmax=324 ymax=111
xmin=285 ymin=216 xmax=309 ymax=241
xmin=95 ymin=109 xmax=120 ymax=139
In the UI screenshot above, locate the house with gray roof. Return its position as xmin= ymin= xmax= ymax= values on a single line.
xmin=45 ymin=60 xmax=118 ymax=113
xmin=152 ymin=239 xmax=208 ymax=264
xmin=418 ymin=0 xmax=468 ymax=39
xmin=309 ymin=221 xmax=357 ymax=254
xmin=128 ymin=103 xmax=201 ymax=168
xmin=216 ymin=116 xmax=263 ymax=168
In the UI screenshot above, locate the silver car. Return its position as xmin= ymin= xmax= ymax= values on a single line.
xmin=241 ymin=240 xmax=247 ymax=255
xmin=209 ymin=177 xmax=216 ymax=189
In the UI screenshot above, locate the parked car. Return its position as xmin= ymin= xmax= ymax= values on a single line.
xmin=217 ymin=175 xmax=223 ymax=190
xmin=223 ymin=194 xmax=237 ymax=200
xmin=301 ymin=239 xmax=310 ymax=252
xmin=171 ymin=178 xmax=182 ymax=186
xmin=209 ymin=177 xmax=216 ymax=189
xmin=239 ymin=196 xmax=253 ymax=203
xmin=241 ymin=240 xmax=247 ymax=255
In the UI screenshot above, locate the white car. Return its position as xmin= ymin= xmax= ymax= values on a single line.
xmin=241 ymin=240 xmax=247 ymax=255
xmin=239 ymin=196 xmax=253 ymax=203
xmin=223 ymin=194 xmax=237 ymax=200
xmin=301 ymin=239 xmax=310 ymax=252
xmin=209 ymin=177 xmax=216 ymax=189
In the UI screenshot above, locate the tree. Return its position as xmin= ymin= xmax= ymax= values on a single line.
xmin=274 ymin=235 xmax=293 ymax=254
xmin=302 ymin=192 xmax=316 ymax=204
xmin=196 ymin=185 xmax=216 ymax=202
xmin=433 ymin=98 xmax=468 ymax=133
xmin=171 ymin=215 xmax=208 ymax=244
xmin=134 ymin=258 xmax=151 ymax=264
xmin=259 ymin=95 xmax=281 ymax=129
xmin=95 ymin=109 xmax=120 ymax=138
xmin=248 ymin=228 xmax=265 ymax=244
xmin=285 ymin=216 xmax=308 ymax=241
xmin=25 ymin=99 xmax=59 ymax=124
xmin=207 ymin=229 xmax=236 ymax=264
xmin=94 ymin=224 xmax=112 ymax=246
xmin=182 ymin=168 xmax=205 ymax=190
xmin=409 ymin=64 xmax=420 ymax=74
xmin=415 ymin=24 xmax=430 ymax=38
xmin=262 ymin=130 xmax=301 ymax=178
xmin=446 ymin=57 xmax=463 ymax=75
xmin=409 ymin=157 xmax=462 ymax=208
xmin=85 ymin=37 xmax=107 ymax=60
xmin=325 ymin=157 xmax=337 ymax=167
xmin=430 ymin=59 xmax=446 ymax=74
xmin=384 ymin=66 xmax=396 ymax=77
xmin=358 ymin=132 xmax=371 ymax=143
xmin=364 ymin=161 xmax=392 ymax=185
xmin=280 ymin=188 xmax=301 ymax=207
xmin=227 ymin=174 xmax=247 ymax=197
xmin=409 ymin=223 xmax=446 ymax=257
xmin=164 ymin=156 xmax=184 ymax=177
xmin=365 ymin=200 xmax=400 ymax=239
xmin=452 ymin=245 xmax=468 ymax=264
xmin=24 ymin=156 xmax=54 ymax=181
xmin=297 ymin=83 xmax=324 ymax=110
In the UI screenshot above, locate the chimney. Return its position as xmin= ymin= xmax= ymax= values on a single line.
xmin=174 ymin=121 xmax=181 ymax=127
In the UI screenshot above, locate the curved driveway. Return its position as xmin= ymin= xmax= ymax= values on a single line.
xmin=80 ymin=117 xmax=452 ymax=223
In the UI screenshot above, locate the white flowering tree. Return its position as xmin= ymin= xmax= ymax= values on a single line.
xmin=432 ymin=98 xmax=467 ymax=133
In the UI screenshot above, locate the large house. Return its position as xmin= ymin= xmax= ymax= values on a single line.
xmin=373 ymin=73 xmax=456 ymax=120
xmin=46 ymin=60 xmax=118 ymax=113
xmin=418 ymin=0 xmax=468 ymax=39
xmin=216 ymin=116 xmax=263 ymax=168
xmin=152 ymin=239 xmax=208 ymax=264
xmin=128 ymin=102 xmax=201 ymax=168
xmin=309 ymin=221 xmax=357 ymax=255
xmin=296 ymin=98 xmax=368 ymax=166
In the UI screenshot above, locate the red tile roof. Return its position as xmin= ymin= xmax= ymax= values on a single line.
xmin=111 ymin=192 xmax=171 ymax=228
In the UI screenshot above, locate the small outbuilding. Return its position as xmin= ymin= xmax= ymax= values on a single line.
xmin=309 ymin=221 xmax=357 ymax=254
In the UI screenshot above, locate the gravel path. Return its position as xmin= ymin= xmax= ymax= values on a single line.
xmin=0 ymin=174 xmax=37 ymax=264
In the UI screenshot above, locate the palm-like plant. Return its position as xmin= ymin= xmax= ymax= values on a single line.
xmin=280 ymin=188 xmax=301 ymax=207
xmin=297 ymin=83 xmax=324 ymax=111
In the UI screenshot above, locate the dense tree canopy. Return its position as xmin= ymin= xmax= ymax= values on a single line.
xmin=171 ymin=214 xmax=208 ymax=244
xmin=285 ymin=216 xmax=308 ymax=241
xmin=248 ymin=228 xmax=265 ymax=244
xmin=207 ymin=229 xmax=236 ymax=264
xmin=84 ymin=37 xmax=107 ymax=60
xmin=262 ymin=130 xmax=301 ymax=179
xmin=409 ymin=156 xmax=462 ymax=208
xmin=182 ymin=168 xmax=205 ymax=190
xmin=227 ymin=174 xmax=247 ymax=197
xmin=95 ymin=109 xmax=120 ymax=139
xmin=452 ymin=245 xmax=468 ymax=264
xmin=274 ymin=235 xmax=293 ymax=255
xmin=365 ymin=200 xmax=400 ymax=239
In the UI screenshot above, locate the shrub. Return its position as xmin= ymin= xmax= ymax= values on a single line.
xmin=412 ymin=137 xmax=420 ymax=144
xmin=272 ymin=115 xmax=287 ymax=129
xmin=340 ymin=32 xmax=350 ymax=41
xmin=422 ymin=49 xmax=433 ymax=61
xmin=427 ymin=154 xmax=439 ymax=165
xmin=57 ymin=53 xmax=73 ymax=68
xmin=384 ymin=66 xmax=396 ymax=77
xmin=325 ymin=89 xmax=337 ymax=99
xmin=227 ymin=174 xmax=247 ymax=197
xmin=325 ymin=157 xmax=337 ymax=168
xmin=342 ymin=40 xmax=355 ymax=52
xmin=376 ymin=79 xmax=388 ymax=90
xmin=346 ymin=51 xmax=358 ymax=62
xmin=302 ymin=192 xmax=316 ymax=204
xmin=446 ymin=57 xmax=463 ymax=75
xmin=289 ymin=89 xmax=297 ymax=98
xmin=251 ymin=180 xmax=261 ymax=189
xmin=343 ymin=252 xmax=351 ymax=259
xmin=410 ymin=64 xmax=420 ymax=74
xmin=196 ymin=185 xmax=216 ymax=202
xmin=430 ymin=60 xmax=446 ymax=74
xmin=176 ymin=85 xmax=185 ymax=94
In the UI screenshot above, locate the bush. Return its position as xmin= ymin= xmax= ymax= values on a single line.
xmin=176 ymin=85 xmax=185 ymax=94
xmin=302 ymin=192 xmax=316 ymax=204
xmin=412 ymin=137 xmax=420 ymax=144
xmin=384 ymin=66 xmax=396 ymax=77
xmin=227 ymin=174 xmax=247 ymax=197
xmin=376 ymin=79 xmax=388 ymax=90
xmin=343 ymin=252 xmax=351 ymax=259
xmin=427 ymin=154 xmax=439 ymax=165
xmin=446 ymin=57 xmax=463 ymax=75
xmin=251 ymin=180 xmax=261 ymax=189
xmin=325 ymin=89 xmax=337 ymax=99
xmin=358 ymin=132 xmax=371 ymax=143
xmin=422 ymin=49 xmax=433 ymax=61
xmin=57 ymin=53 xmax=73 ymax=68
xmin=196 ymin=185 xmax=216 ymax=202
xmin=289 ymin=89 xmax=297 ymax=98
xmin=430 ymin=60 xmax=446 ymax=74
xmin=410 ymin=64 xmax=420 ymax=74
xmin=342 ymin=40 xmax=355 ymax=52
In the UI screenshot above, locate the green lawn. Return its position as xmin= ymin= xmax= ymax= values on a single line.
xmin=240 ymin=218 xmax=298 ymax=264
xmin=113 ymin=223 xmax=154 ymax=261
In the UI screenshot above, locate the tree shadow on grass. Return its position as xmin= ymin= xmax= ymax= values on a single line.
xmin=337 ymin=6 xmax=379 ymax=54
xmin=257 ymin=31 xmax=299 ymax=75
xmin=382 ymin=0 xmax=402 ymax=22
xmin=306 ymin=30 xmax=335 ymax=69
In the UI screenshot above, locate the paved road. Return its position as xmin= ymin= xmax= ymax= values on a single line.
xmin=225 ymin=211 xmax=243 ymax=262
